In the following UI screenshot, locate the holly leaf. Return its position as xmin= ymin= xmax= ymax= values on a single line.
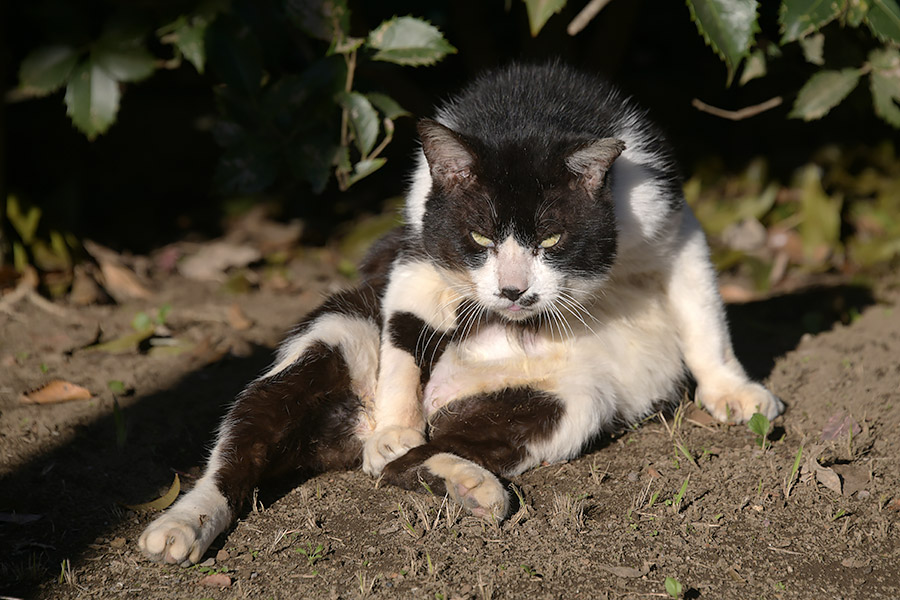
xmin=869 ymin=47 xmax=900 ymax=127
xmin=687 ymin=0 xmax=760 ymax=85
xmin=739 ymin=48 xmax=767 ymax=85
xmin=523 ymin=0 xmax=567 ymax=36
xmin=339 ymin=91 xmax=379 ymax=157
xmin=866 ymin=0 xmax=900 ymax=44
xmin=168 ymin=16 xmax=209 ymax=74
xmin=366 ymin=16 xmax=456 ymax=66
xmin=366 ymin=92 xmax=410 ymax=120
xmin=94 ymin=45 xmax=156 ymax=83
xmin=64 ymin=59 xmax=121 ymax=140
xmin=347 ymin=158 xmax=387 ymax=187
xmin=789 ymin=68 xmax=861 ymax=121
xmin=19 ymin=45 xmax=79 ymax=96
xmin=778 ymin=0 xmax=841 ymax=44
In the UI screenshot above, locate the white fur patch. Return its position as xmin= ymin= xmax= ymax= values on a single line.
xmin=424 ymin=452 xmax=509 ymax=519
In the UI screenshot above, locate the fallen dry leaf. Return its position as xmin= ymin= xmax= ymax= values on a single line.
xmin=685 ymin=404 xmax=717 ymax=427
xmin=123 ymin=474 xmax=180 ymax=512
xmin=596 ymin=562 xmax=651 ymax=578
xmin=179 ymin=241 xmax=261 ymax=282
xmin=83 ymin=240 xmax=152 ymax=301
xmin=20 ymin=380 xmax=92 ymax=405
xmin=821 ymin=412 xmax=862 ymax=441
xmin=199 ymin=573 xmax=232 ymax=588
xmin=801 ymin=446 xmax=842 ymax=495
xmin=831 ymin=464 xmax=868 ymax=497
xmin=227 ymin=303 xmax=253 ymax=331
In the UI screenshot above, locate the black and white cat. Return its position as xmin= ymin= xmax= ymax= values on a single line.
xmin=139 ymin=63 xmax=783 ymax=565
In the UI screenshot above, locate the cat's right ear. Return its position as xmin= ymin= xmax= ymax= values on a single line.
xmin=417 ymin=119 xmax=476 ymax=189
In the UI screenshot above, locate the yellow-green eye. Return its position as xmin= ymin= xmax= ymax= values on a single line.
xmin=470 ymin=231 xmax=495 ymax=247
xmin=540 ymin=233 xmax=561 ymax=249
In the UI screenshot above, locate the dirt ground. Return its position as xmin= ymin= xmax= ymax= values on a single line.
xmin=1 ymin=240 xmax=899 ymax=600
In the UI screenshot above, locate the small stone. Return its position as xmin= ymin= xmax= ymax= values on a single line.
xmin=109 ymin=537 xmax=126 ymax=549
xmin=200 ymin=557 xmax=216 ymax=567
xmin=216 ymin=549 xmax=231 ymax=562
xmin=627 ymin=472 xmax=640 ymax=482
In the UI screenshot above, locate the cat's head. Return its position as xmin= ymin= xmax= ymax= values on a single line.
xmin=416 ymin=118 xmax=624 ymax=324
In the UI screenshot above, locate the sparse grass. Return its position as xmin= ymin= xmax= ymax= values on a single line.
xmin=672 ymin=476 xmax=690 ymax=514
xmin=551 ymin=492 xmax=586 ymax=530
xmin=783 ymin=445 xmax=803 ymax=500
xmin=356 ymin=570 xmax=377 ymax=599
xmin=58 ymin=558 xmax=75 ymax=586
xmin=295 ymin=541 xmax=325 ymax=567
xmin=508 ymin=483 xmax=530 ymax=525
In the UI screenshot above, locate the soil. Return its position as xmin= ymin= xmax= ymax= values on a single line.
xmin=1 ymin=245 xmax=899 ymax=600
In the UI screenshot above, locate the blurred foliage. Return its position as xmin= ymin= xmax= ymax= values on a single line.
xmin=532 ymin=0 xmax=900 ymax=128
xmin=15 ymin=0 xmax=454 ymax=193
xmin=687 ymin=141 xmax=900 ymax=293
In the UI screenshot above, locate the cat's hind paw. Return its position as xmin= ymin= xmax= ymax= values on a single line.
xmin=363 ymin=425 xmax=425 ymax=476
xmin=424 ymin=453 xmax=509 ymax=520
xmin=139 ymin=512 xmax=212 ymax=566
xmin=698 ymin=381 xmax=784 ymax=423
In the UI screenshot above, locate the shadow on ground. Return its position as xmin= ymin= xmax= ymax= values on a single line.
xmin=0 ymin=283 xmax=876 ymax=597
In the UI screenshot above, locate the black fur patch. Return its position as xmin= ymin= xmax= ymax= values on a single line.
xmin=380 ymin=387 xmax=564 ymax=494
xmin=214 ymin=343 xmax=363 ymax=513
xmin=388 ymin=311 xmax=451 ymax=380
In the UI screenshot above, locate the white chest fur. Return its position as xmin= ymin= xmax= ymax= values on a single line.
xmin=423 ymin=272 xmax=686 ymax=422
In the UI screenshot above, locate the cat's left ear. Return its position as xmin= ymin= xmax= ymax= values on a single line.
xmin=417 ymin=119 xmax=477 ymax=189
xmin=566 ymin=138 xmax=626 ymax=193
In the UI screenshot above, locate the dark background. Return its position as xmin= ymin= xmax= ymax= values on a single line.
xmin=1 ymin=0 xmax=890 ymax=254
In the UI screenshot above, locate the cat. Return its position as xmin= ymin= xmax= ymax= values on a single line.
xmin=138 ymin=63 xmax=783 ymax=565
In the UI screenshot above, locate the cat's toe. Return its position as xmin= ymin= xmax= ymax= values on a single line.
xmin=698 ymin=382 xmax=784 ymax=423
xmin=362 ymin=425 xmax=426 ymax=476
xmin=139 ymin=514 xmax=205 ymax=565
xmin=424 ymin=453 xmax=509 ymax=519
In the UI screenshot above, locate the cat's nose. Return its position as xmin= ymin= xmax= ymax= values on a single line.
xmin=500 ymin=287 xmax=527 ymax=301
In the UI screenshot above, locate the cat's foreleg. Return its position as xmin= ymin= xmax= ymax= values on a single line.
xmin=361 ymin=317 xmax=428 ymax=476
xmin=362 ymin=263 xmax=459 ymax=476
xmin=669 ymin=212 xmax=784 ymax=422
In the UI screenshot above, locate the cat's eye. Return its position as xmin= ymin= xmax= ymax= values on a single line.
xmin=540 ymin=233 xmax=561 ymax=249
xmin=470 ymin=231 xmax=495 ymax=247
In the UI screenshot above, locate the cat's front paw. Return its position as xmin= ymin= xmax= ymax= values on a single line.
xmin=139 ymin=511 xmax=212 ymax=566
xmin=698 ymin=381 xmax=784 ymax=423
xmin=424 ymin=453 xmax=509 ymax=520
xmin=362 ymin=425 xmax=425 ymax=476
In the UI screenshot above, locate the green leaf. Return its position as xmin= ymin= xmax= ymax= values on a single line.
xmin=796 ymin=164 xmax=843 ymax=261
xmin=846 ymin=0 xmax=869 ymax=26
xmin=866 ymin=0 xmax=900 ymax=43
xmin=366 ymin=16 xmax=457 ymax=66
xmin=524 ymin=0 xmax=567 ymax=36
xmin=173 ymin=17 xmax=208 ymax=74
xmin=347 ymin=158 xmax=387 ymax=187
xmin=747 ymin=412 xmax=771 ymax=439
xmin=687 ymin=0 xmax=760 ymax=85
xmin=285 ymin=0 xmax=350 ymax=41
xmin=107 ymin=380 xmax=127 ymax=394
xmin=869 ymin=47 xmax=900 ymax=127
xmin=6 ymin=195 xmax=42 ymax=244
xmin=799 ymin=32 xmax=825 ymax=65
xmin=93 ymin=45 xmax=156 ymax=83
xmin=19 ymin=45 xmax=79 ymax=96
xmin=64 ymin=59 xmax=121 ymax=140
xmin=778 ymin=0 xmax=841 ymax=43
xmin=366 ymin=92 xmax=410 ymax=120
xmin=339 ymin=91 xmax=380 ymax=157
xmin=739 ymin=48 xmax=767 ymax=85
xmin=665 ymin=576 xmax=683 ymax=598
xmin=789 ymin=68 xmax=861 ymax=121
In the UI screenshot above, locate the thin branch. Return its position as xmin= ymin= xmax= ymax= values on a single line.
xmin=567 ymin=0 xmax=615 ymax=36
xmin=691 ymin=96 xmax=783 ymax=121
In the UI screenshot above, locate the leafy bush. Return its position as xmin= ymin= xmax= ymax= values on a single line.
xmin=15 ymin=0 xmax=455 ymax=194
xmin=526 ymin=0 xmax=900 ymax=127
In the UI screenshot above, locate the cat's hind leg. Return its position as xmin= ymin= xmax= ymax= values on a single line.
xmin=380 ymin=387 xmax=564 ymax=519
xmin=668 ymin=212 xmax=784 ymax=422
xmin=139 ymin=292 xmax=379 ymax=565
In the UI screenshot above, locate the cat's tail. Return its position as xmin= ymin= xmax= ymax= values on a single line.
xmin=138 ymin=286 xmax=382 ymax=565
